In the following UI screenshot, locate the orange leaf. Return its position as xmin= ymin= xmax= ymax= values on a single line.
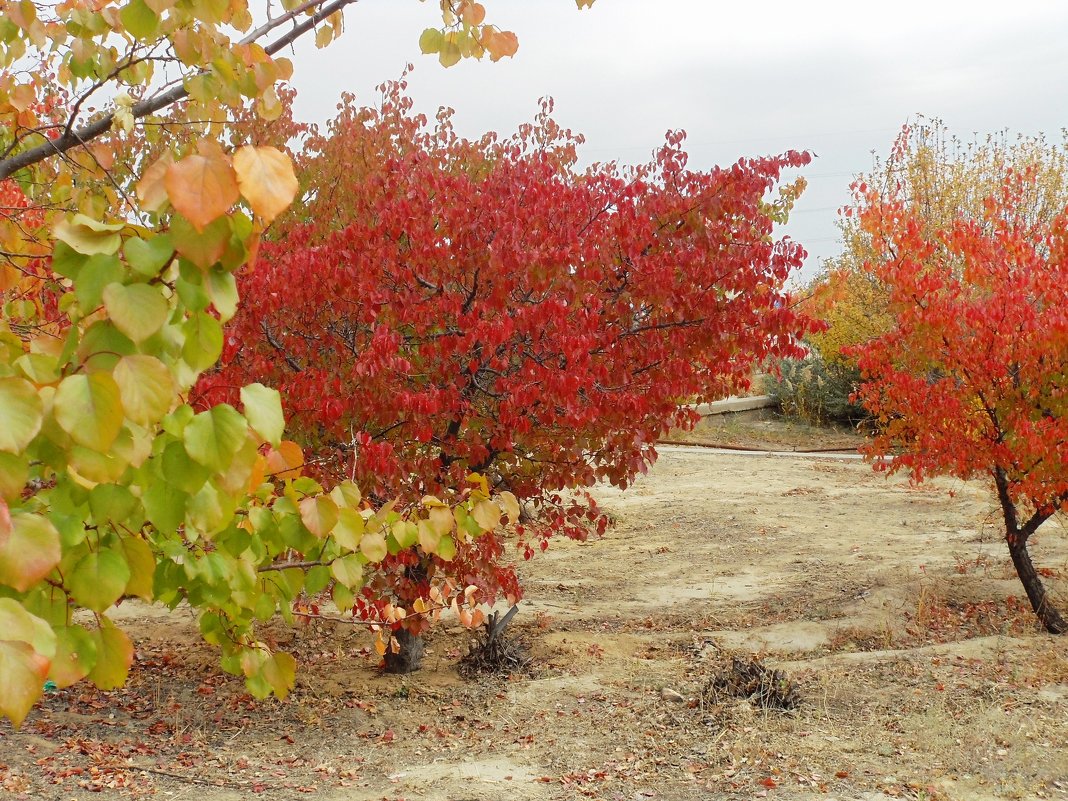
xmin=164 ymin=146 xmax=239 ymax=231
xmin=485 ymin=29 xmax=518 ymax=61
xmin=232 ymin=146 xmax=299 ymax=223
xmin=0 ymin=498 xmax=9 ymax=548
xmin=461 ymin=1 xmax=486 ymax=25
xmin=136 ymin=152 xmax=173 ymax=213
xmin=265 ymin=440 xmax=303 ymax=480
xmin=247 ymin=454 xmax=266 ymax=492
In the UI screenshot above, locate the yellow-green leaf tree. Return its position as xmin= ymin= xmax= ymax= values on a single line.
xmin=0 ymin=0 xmax=592 ymax=726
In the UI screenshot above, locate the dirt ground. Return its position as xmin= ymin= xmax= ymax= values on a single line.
xmin=2 ymin=444 xmax=1067 ymax=801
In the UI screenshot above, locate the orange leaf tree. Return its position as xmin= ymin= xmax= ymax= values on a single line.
xmin=199 ymin=83 xmax=818 ymax=634
xmin=852 ymin=166 xmax=1068 ymax=634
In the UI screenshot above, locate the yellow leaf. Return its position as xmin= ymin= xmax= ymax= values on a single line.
xmin=472 ymin=499 xmax=501 ymax=531
xmin=232 ymin=146 xmax=299 ymax=223
xmin=428 ymin=505 xmax=453 ymax=537
xmin=164 ymin=147 xmax=239 ymax=231
xmin=498 ymin=491 xmax=521 ymax=525
xmin=314 ymin=23 xmax=332 ymax=48
xmin=53 ymin=214 xmax=124 ymax=256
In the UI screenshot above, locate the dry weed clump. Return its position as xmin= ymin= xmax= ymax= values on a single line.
xmin=701 ymin=654 xmax=801 ymax=711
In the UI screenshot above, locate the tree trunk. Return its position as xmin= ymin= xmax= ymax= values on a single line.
xmin=1006 ymin=537 xmax=1067 ymax=634
xmin=992 ymin=469 xmax=1066 ymax=635
xmin=383 ymin=628 xmax=425 ymax=674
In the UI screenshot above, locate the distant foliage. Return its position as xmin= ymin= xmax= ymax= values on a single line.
xmin=809 ymin=118 xmax=1068 ymax=372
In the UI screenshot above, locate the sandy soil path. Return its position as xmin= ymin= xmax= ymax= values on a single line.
xmin=2 ymin=447 xmax=1066 ymax=800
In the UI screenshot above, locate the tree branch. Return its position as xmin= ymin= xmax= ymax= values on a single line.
xmin=0 ymin=0 xmax=360 ymax=181
xmin=261 ymin=319 xmax=303 ymax=372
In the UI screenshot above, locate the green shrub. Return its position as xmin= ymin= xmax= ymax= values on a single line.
xmin=766 ymin=355 xmax=868 ymax=425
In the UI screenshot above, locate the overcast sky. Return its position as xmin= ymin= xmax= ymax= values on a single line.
xmin=285 ymin=0 xmax=1068 ymax=282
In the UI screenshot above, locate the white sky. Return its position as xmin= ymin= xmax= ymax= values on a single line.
xmin=285 ymin=0 xmax=1068 ymax=282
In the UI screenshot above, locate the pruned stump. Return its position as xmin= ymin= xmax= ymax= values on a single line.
xmin=459 ymin=605 xmax=531 ymax=677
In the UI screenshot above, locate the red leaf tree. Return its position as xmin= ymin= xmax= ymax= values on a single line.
xmin=852 ymin=166 xmax=1068 ymax=634
xmin=199 ymin=81 xmax=816 ymax=631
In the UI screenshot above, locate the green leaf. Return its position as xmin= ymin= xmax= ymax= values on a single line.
xmin=329 ymin=480 xmax=362 ymax=509
xmin=333 ymin=507 xmax=365 ymax=551
xmin=48 ymin=625 xmax=98 ymax=689
xmin=206 ymin=265 xmax=239 ymax=321
xmin=183 ymin=404 xmax=248 ymax=473
xmin=331 ymin=581 xmax=354 ymax=611
xmin=390 ymin=519 xmax=417 ymax=550
xmin=187 ymin=480 xmax=235 ymax=535
xmin=54 ymin=373 xmax=124 ymax=451
xmin=88 ymin=483 xmax=139 ymax=524
xmin=0 ymin=377 xmax=43 ymax=453
xmin=51 ymin=240 xmax=89 ymax=279
xmin=119 ymin=0 xmax=158 ymax=39
xmin=240 ymin=383 xmax=284 ymax=446
xmin=254 ymin=590 xmax=276 ymax=621
xmin=161 ymin=403 xmax=195 ymax=438
xmin=74 ymin=254 xmax=124 ymax=310
xmin=103 ymin=283 xmax=170 ymax=342
xmin=439 ymin=39 xmax=462 ymax=67
xmin=175 ymin=260 xmax=210 ymax=312
xmin=182 ymin=311 xmax=223 ymax=370
xmin=142 ymin=479 xmax=187 ymax=537
xmin=161 ymin=441 xmax=210 ymax=494
xmin=304 ymin=564 xmax=331 ymax=596
xmin=54 ymin=214 xmax=124 ymax=256
xmin=436 ymin=534 xmax=456 ymax=561
xmin=113 ymin=354 xmax=176 ymax=425
xmin=120 ymin=536 xmax=155 ymax=600
xmin=330 ymin=553 xmax=364 ymax=589
xmin=0 ymin=513 xmax=61 ymax=592
xmin=68 ymin=444 xmax=128 ymax=484
xmin=87 ymin=622 xmax=133 ymax=690
xmin=0 ymin=452 xmax=28 ymax=501
xmin=124 ymin=234 xmax=174 ymax=277
xmin=15 ymin=353 xmax=60 ymax=385
xmin=171 ymin=214 xmax=230 ymax=270
xmin=77 ymin=320 xmax=135 ymax=372
xmin=69 ymin=549 xmax=131 ymax=612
